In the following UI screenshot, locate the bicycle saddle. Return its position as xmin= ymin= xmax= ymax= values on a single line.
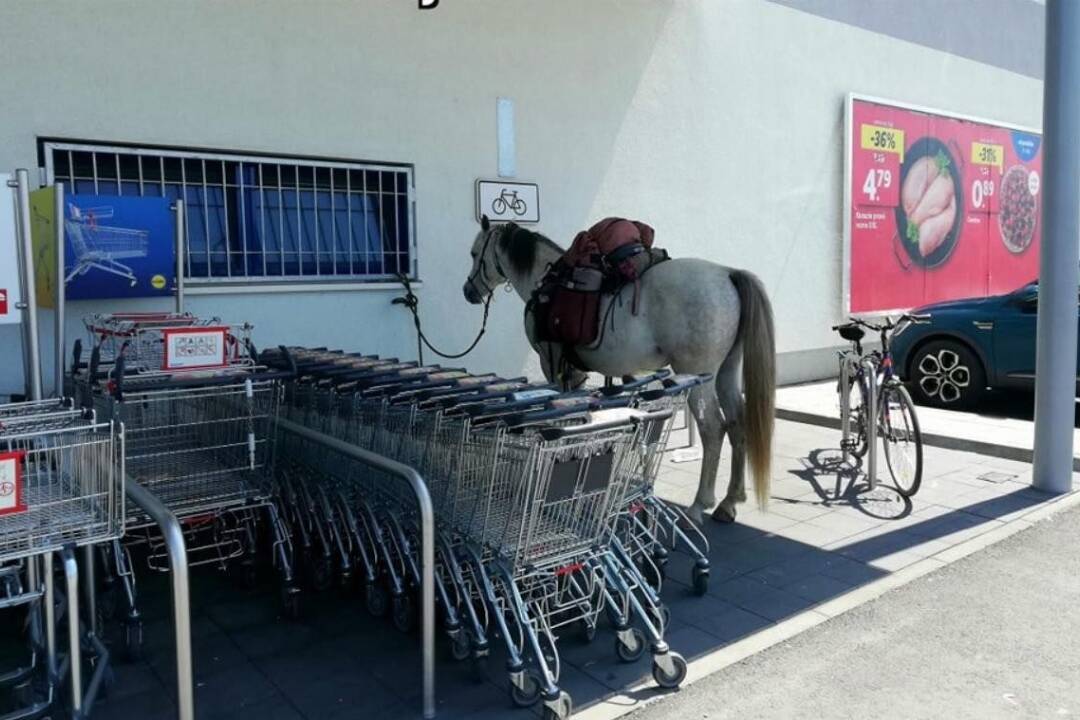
xmin=836 ymin=324 xmax=864 ymax=342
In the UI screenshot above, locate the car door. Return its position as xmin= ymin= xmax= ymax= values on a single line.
xmin=991 ymin=286 xmax=1038 ymax=387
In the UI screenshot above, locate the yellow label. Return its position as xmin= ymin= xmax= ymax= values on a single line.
xmin=971 ymin=142 xmax=1004 ymax=172
xmin=860 ymin=124 xmax=904 ymax=162
xmin=151 ymin=274 xmax=167 ymax=290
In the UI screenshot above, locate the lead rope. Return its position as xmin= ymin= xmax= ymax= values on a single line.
xmin=393 ymin=273 xmax=494 ymax=365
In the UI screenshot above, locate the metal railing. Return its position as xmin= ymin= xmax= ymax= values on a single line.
xmin=277 ymin=417 xmax=436 ymax=719
xmin=125 ymin=478 xmax=194 ymax=720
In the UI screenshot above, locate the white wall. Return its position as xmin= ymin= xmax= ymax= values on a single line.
xmin=0 ymin=0 xmax=1042 ymax=395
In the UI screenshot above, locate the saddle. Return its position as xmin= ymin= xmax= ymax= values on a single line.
xmin=531 ymin=217 xmax=669 ymax=351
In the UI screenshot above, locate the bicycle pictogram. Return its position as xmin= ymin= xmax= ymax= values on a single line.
xmin=491 ymin=189 xmax=527 ymax=217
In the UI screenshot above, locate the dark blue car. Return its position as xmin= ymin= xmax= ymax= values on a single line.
xmin=891 ymin=282 xmax=1073 ymax=408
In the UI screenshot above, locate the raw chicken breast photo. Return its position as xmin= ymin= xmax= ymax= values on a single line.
xmin=900 ymin=148 xmax=957 ymax=259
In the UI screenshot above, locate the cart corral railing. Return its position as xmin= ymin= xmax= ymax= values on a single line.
xmin=275 ymin=417 xmax=436 ymax=720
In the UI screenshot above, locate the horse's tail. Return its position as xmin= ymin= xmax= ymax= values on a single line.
xmin=730 ymin=269 xmax=775 ymax=509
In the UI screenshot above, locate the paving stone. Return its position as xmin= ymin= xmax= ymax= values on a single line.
xmin=785 ymin=573 xmax=854 ymax=603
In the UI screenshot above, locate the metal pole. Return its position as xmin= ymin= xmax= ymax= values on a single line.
xmin=39 ymin=555 xmax=56 ymax=683
xmin=1033 ymin=0 xmax=1080 ymax=494
xmin=173 ymin=199 xmax=185 ymax=314
xmin=10 ymin=184 xmax=32 ymax=394
xmin=8 ymin=170 xmax=43 ymax=400
xmin=277 ymin=418 xmax=436 ymax=719
xmin=124 ymin=478 xmax=193 ymax=720
xmin=61 ymin=546 xmax=82 ymax=715
xmin=54 ymin=183 xmax=65 ymax=398
xmin=863 ymin=357 xmax=878 ymax=490
xmin=839 ymin=355 xmax=852 ymax=464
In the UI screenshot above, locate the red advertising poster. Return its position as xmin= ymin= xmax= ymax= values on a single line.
xmin=846 ymin=95 xmax=1042 ymax=315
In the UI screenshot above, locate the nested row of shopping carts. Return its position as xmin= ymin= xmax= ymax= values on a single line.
xmin=0 ymin=397 xmax=122 ymax=720
xmin=68 ymin=312 xmax=296 ymax=657
xmin=259 ymin=345 xmax=715 ymax=720
xmin=0 ymin=309 xmax=716 ymax=719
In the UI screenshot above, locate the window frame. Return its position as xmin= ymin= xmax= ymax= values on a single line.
xmin=40 ymin=139 xmax=418 ymax=289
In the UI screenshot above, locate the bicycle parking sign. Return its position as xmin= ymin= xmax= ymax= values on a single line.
xmin=476 ymin=180 xmax=539 ymax=223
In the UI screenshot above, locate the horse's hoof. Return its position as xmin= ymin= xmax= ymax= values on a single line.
xmin=686 ymin=505 xmax=706 ymax=526
xmin=711 ymin=504 xmax=737 ymax=524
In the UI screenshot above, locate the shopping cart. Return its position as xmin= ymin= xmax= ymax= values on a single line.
xmin=65 ymin=205 xmax=149 ymax=286
xmin=0 ymin=400 xmax=124 ymax=719
xmin=265 ymin=348 xmax=695 ymax=719
xmin=77 ymin=312 xmax=257 ymax=377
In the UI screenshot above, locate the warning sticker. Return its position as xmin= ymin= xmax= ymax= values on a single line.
xmin=0 ymin=452 xmax=26 ymax=516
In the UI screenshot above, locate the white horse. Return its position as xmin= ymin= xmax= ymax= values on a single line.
xmin=462 ymin=218 xmax=776 ymax=524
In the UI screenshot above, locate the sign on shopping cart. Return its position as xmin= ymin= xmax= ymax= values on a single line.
xmin=0 ymin=451 xmax=26 ymax=516
xmin=162 ymin=326 xmax=229 ymax=371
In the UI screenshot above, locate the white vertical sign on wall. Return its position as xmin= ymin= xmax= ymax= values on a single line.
xmin=0 ymin=174 xmax=22 ymax=325
xmin=497 ymin=97 xmax=516 ymax=178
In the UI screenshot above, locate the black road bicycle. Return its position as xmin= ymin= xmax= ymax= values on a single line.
xmin=833 ymin=314 xmax=929 ymax=497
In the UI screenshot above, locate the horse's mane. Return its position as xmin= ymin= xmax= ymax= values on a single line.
xmin=498 ymin=223 xmax=563 ymax=276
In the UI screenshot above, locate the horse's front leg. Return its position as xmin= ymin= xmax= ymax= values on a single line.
xmin=686 ymin=385 xmax=726 ymax=525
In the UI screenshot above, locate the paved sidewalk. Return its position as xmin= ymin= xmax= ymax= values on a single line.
xmin=776 ymin=380 xmax=1080 ymax=466
xmin=92 ymin=418 xmax=1077 ymax=719
xmin=630 ymin=500 xmax=1080 ymax=720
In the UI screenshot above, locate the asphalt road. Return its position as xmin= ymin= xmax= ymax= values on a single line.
xmin=632 ymin=503 xmax=1080 ymax=720
xmin=919 ymin=388 xmax=1080 ymax=427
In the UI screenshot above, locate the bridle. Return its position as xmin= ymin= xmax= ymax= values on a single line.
xmin=466 ymin=226 xmax=507 ymax=300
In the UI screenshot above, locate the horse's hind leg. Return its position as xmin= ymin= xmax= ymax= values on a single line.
xmin=712 ymin=362 xmax=747 ymax=524
xmin=686 ymin=383 xmax=726 ymax=526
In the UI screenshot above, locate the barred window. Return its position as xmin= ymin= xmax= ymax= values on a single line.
xmin=42 ymin=141 xmax=415 ymax=283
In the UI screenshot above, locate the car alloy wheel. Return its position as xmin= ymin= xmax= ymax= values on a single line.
xmin=916 ymin=348 xmax=970 ymax=404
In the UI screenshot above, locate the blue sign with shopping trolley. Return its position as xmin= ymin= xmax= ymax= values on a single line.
xmin=64 ymin=194 xmax=174 ymax=300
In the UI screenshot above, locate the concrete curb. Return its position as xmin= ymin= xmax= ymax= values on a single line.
xmin=573 ymin=486 xmax=1080 ymax=720
xmin=774 ymin=407 xmax=1080 ymax=472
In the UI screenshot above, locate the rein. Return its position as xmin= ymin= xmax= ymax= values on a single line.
xmin=393 ymin=273 xmax=494 ymax=365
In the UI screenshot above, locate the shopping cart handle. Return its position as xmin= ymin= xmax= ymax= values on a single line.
xmin=597 ymin=369 xmax=672 ymax=396
xmin=637 ymin=373 xmax=714 ymax=400
xmin=464 ymin=389 xmax=590 ymax=419
xmin=538 ymin=407 xmax=674 ymax=440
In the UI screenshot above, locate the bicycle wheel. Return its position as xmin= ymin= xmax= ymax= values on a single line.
xmin=881 ymin=383 xmax=923 ymax=497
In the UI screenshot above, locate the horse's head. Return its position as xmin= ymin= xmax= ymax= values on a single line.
xmin=462 ymin=214 xmax=506 ymax=304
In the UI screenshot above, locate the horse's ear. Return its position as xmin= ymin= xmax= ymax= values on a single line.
xmin=480 ymin=214 xmax=490 ymax=232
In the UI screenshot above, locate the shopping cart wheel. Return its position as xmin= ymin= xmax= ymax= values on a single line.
xmin=542 ymin=691 xmax=573 ymax=720
xmin=124 ymin=619 xmax=144 ymax=662
xmin=614 ymin=627 xmax=647 ymax=663
xmin=450 ymin=631 xmax=471 ymax=661
xmin=652 ymin=651 xmax=688 ymax=689
xmin=691 ymin=565 xmax=709 ymax=596
xmin=509 ymin=671 xmax=543 ymax=708
xmin=392 ymin=594 xmax=414 ymax=633
xmin=366 ymin=583 xmax=388 ymax=617
xmin=580 ymin=619 xmax=597 ymax=644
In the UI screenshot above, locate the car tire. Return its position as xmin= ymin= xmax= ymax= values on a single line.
xmin=908 ymin=339 xmax=986 ymax=410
